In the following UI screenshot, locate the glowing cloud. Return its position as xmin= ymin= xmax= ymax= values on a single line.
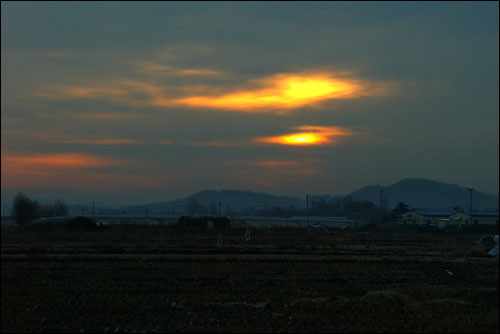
xmin=2 ymin=153 xmax=120 ymax=169
xmin=255 ymin=126 xmax=353 ymax=146
xmin=0 ymin=150 xmax=181 ymax=191
xmin=175 ymin=73 xmax=364 ymax=111
xmin=38 ymin=70 xmax=393 ymax=114
xmin=0 ymin=152 xmax=143 ymax=189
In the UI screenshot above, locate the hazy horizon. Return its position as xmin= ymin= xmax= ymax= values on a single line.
xmin=2 ymin=2 xmax=499 ymax=207
xmin=1 ymin=177 xmax=498 ymax=209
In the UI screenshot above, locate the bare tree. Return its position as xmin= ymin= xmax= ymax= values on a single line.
xmin=12 ymin=193 xmax=38 ymax=226
xmin=12 ymin=193 xmax=69 ymax=226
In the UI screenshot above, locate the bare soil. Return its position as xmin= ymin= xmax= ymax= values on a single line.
xmin=1 ymin=225 xmax=499 ymax=333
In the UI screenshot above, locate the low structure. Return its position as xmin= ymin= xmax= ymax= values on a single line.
xmin=449 ymin=211 xmax=499 ymax=227
xmin=30 ymin=216 xmax=98 ymax=230
xmin=397 ymin=210 xmax=457 ymax=227
xmin=398 ymin=210 xmax=499 ymax=229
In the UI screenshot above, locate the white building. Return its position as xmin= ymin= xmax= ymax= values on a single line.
xmin=398 ymin=210 xmax=499 ymax=228
xmin=398 ymin=210 xmax=457 ymax=226
xmin=449 ymin=211 xmax=499 ymax=227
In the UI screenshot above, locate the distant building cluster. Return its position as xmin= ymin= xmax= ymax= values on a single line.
xmin=398 ymin=210 xmax=499 ymax=228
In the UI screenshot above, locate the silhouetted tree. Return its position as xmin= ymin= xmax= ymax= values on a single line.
xmin=12 ymin=193 xmax=38 ymax=226
xmin=391 ymin=201 xmax=410 ymax=221
xmin=12 ymin=193 xmax=69 ymax=226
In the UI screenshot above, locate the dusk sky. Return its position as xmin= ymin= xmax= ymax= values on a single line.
xmin=1 ymin=2 xmax=499 ymax=206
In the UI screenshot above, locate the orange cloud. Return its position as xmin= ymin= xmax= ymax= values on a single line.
xmin=38 ymin=70 xmax=394 ymax=114
xmin=0 ymin=152 xmax=153 ymax=190
xmin=255 ymin=126 xmax=353 ymax=146
xmin=174 ymin=72 xmax=365 ymax=111
xmin=2 ymin=153 xmax=119 ymax=169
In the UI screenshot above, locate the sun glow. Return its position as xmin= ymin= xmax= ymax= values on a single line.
xmin=256 ymin=126 xmax=352 ymax=146
xmin=279 ymin=133 xmax=324 ymax=145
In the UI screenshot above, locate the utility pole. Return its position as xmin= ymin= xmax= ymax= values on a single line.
xmin=467 ymin=188 xmax=474 ymax=224
xmin=92 ymin=200 xmax=95 ymax=216
xmin=379 ymin=189 xmax=384 ymax=210
xmin=218 ymin=202 xmax=221 ymax=216
xmin=173 ymin=202 xmax=176 ymax=219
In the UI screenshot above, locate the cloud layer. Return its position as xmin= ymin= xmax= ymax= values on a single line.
xmin=1 ymin=2 xmax=498 ymax=204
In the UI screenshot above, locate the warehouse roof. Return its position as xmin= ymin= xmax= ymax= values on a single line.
xmin=412 ymin=210 xmax=457 ymax=217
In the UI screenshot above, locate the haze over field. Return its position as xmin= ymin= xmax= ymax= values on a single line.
xmin=61 ymin=178 xmax=498 ymax=217
xmin=1 ymin=2 xmax=499 ymax=207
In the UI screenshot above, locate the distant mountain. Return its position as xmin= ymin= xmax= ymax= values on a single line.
xmin=349 ymin=178 xmax=499 ymax=210
xmin=185 ymin=189 xmax=304 ymax=211
xmin=68 ymin=190 xmax=305 ymax=216
xmin=67 ymin=179 xmax=499 ymax=216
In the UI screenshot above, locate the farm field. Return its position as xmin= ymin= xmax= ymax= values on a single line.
xmin=1 ymin=225 xmax=499 ymax=333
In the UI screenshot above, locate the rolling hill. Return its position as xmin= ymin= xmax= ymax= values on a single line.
xmin=67 ymin=178 xmax=499 ymax=216
xmin=349 ymin=178 xmax=499 ymax=210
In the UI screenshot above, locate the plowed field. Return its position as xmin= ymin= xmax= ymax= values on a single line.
xmin=2 ymin=226 xmax=498 ymax=333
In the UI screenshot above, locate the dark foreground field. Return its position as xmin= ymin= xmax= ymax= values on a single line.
xmin=1 ymin=225 xmax=499 ymax=333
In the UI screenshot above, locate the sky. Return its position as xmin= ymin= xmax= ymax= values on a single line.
xmin=1 ymin=1 xmax=499 ymax=206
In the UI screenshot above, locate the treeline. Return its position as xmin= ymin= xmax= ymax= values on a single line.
xmin=186 ymin=196 xmax=392 ymax=220
xmin=11 ymin=193 xmax=68 ymax=226
xmin=241 ymin=196 xmax=387 ymax=220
